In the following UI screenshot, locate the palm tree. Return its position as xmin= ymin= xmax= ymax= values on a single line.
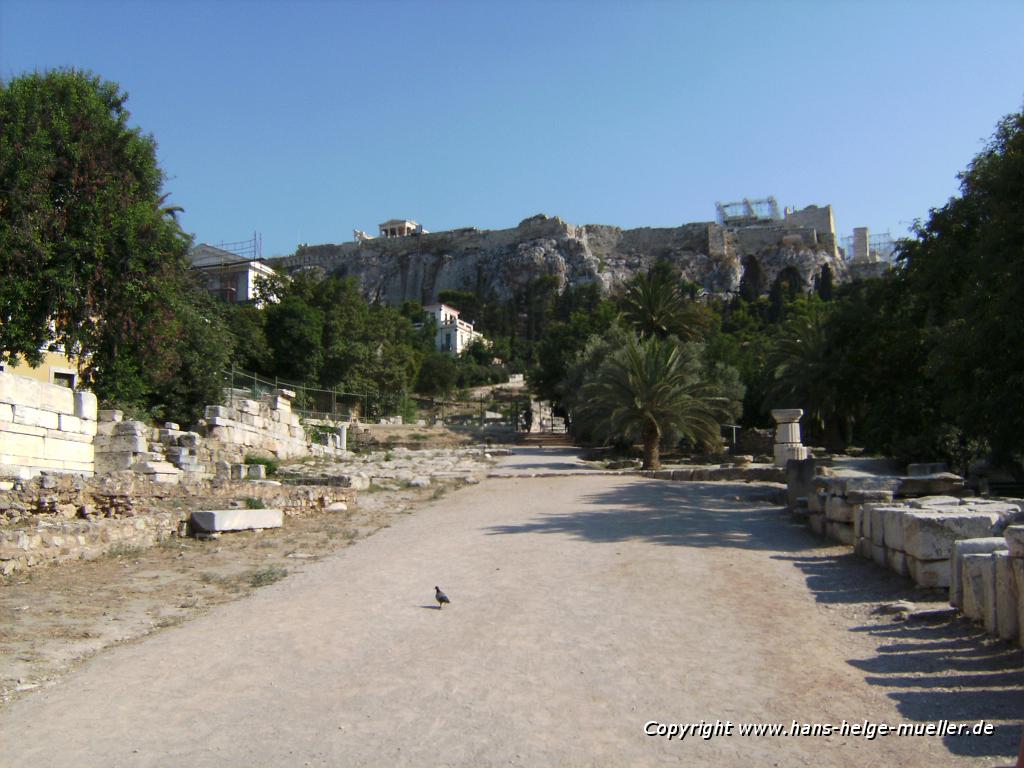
xmin=620 ymin=268 xmax=710 ymax=342
xmin=574 ymin=334 xmax=726 ymax=469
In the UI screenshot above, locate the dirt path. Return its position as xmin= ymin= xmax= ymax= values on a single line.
xmin=1 ymin=473 xmax=1021 ymax=766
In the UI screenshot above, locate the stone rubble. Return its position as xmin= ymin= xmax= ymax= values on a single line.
xmin=276 ymin=446 xmax=503 ymax=489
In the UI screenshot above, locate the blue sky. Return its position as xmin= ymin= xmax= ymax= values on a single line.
xmin=2 ymin=0 xmax=1022 ymax=257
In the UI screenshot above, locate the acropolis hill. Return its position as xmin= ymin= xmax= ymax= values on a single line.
xmin=271 ymin=203 xmax=874 ymax=305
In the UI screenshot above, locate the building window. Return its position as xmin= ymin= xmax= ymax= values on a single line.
xmin=52 ymin=371 xmax=76 ymax=389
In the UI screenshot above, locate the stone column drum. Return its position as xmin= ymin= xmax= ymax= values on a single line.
xmin=771 ymin=408 xmax=810 ymax=468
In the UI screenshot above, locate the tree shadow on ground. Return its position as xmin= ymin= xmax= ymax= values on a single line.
xmin=486 ymin=479 xmax=815 ymax=552
xmin=781 ymin=554 xmax=1023 ymax=762
xmin=486 ymin=478 xmax=1023 ymax=763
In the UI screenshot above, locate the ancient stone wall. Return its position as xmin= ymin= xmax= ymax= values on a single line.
xmin=786 ymin=459 xmax=1024 ymax=647
xmin=0 ymin=371 xmax=97 ymax=480
xmin=272 ymin=213 xmax=848 ymax=304
xmin=0 ymin=472 xmax=356 ymax=575
xmin=93 ymin=390 xmax=348 ymax=485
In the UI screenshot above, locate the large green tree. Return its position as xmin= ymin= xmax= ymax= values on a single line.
xmin=0 ymin=69 xmax=230 ymax=423
xmin=572 ymin=334 xmax=731 ymax=469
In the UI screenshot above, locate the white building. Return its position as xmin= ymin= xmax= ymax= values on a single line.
xmin=422 ymin=303 xmax=486 ymax=355
xmin=188 ymin=244 xmax=278 ymax=306
xmin=379 ymin=219 xmax=427 ymax=238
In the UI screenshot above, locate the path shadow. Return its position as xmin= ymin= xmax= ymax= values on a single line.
xmin=485 ymin=477 xmax=1024 ymax=762
xmin=486 ymin=479 xmax=815 ymax=553
xmin=783 ymin=552 xmax=1023 ymax=761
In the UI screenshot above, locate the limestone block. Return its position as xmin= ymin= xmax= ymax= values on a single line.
xmin=1002 ymin=526 xmax=1024 ymax=558
xmin=901 ymin=510 xmax=1004 ymax=561
xmin=950 ymin=538 xmax=1008 ymax=608
xmin=207 ymin=416 xmax=231 ymax=428
xmin=886 ymin=548 xmax=909 ymax=577
xmin=114 ymin=420 xmax=149 ymax=437
xmin=247 ymin=464 xmax=267 ymax=480
xmin=897 ymin=473 xmax=964 ymax=498
xmin=98 ymin=409 xmax=124 ymax=422
xmin=845 ymin=476 xmax=901 ymax=496
xmin=907 ymin=462 xmax=948 ymax=476
xmin=907 ymin=495 xmax=963 ymax=509
xmin=131 ymin=459 xmax=175 ymax=473
xmin=806 ymin=490 xmax=824 ymax=514
xmin=1 ymin=419 xmax=47 ymax=438
xmin=214 ymin=460 xmax=232 ymax=478
xmin=845 ymin=488 xmax=895 ymax=504
xmin=881 ymin=507 xmax=907 ymax=552
xmin=808 ymin=512 xmax=825 ymax=536
xmin=191 ymin=508 xmax=283 ymax=532
xmin=238 ymin=399 xmax=260 ymax=415
xmin=99 ymin=434 xmax=148 ymax=453
xmin=994 ymin=552 xmax=1019 ymax=641
xmin=868 ymin=505 xmax=889 ymax=547
xmin=872 ymin=544 xmax=888 ymax=569
xmin=0 ymin=403 xmax=12 ymax=422
xmin=853 ymin=504 xmax=871 ymax=540
xmin=35 ymin=383 xmax=75 ymax=416
xmin=80 ymin=418 xmax=97 ymax=437
xmin=1013 ymin=558 xmax=1024 ymax=646
xmin=670 ymin=469 xmax=693 ymax=481
xmin=47 ymin=428 xmax=92 ymax=444
xmin=961 ymin=553 xmax=997 ymax=630
xmin=409 ymin=476 xmax=431 ymax=488
xmin=907 ymin=555 xmax=951 ymax=589
xmin=230 ymin=464 xmax=247 ymax=480
xmin=274 ymin=388 xmax=296 ymax=400
xmin=0 ymin=431 xmax=45 ymax=458
xmin=178 ymin=432 xmax=201 ymax=448
xmin=74 ymin=390 xmax=97 ymax=420
xmin=825 ymin=521 xmax=854 ymax=546
xmin=13 ymin=405 xmax=59 ymax=430
xmin=825 ymin=496 xmax=856 ymax=523
xmin=95 ymin=452 xmax=135 ymax=472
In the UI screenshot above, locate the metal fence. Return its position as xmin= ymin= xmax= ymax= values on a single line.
xmin=221 ymin=367 xmax=404 ymax=421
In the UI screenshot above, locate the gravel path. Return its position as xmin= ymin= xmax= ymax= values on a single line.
xmin=1 ymin=464 xmax=1021 ymax=766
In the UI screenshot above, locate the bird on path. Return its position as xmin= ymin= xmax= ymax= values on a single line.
xmin=435 ymin=586 xmax=450 ymax=609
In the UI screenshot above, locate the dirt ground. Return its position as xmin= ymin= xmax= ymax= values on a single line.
xmin=0 ymin=482 xmax=453 ymax=705
xmin=2 ymin=470 xmax=1022 ymax=766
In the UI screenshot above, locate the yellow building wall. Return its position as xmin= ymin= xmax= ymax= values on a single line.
xmin=2 ymin=350 xmax=80 ymax=388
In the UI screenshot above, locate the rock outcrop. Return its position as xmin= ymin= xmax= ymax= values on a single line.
xmin=272 ymin=213 xmax=849 ymax=304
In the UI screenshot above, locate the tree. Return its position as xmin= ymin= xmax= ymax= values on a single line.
xmin=895 ymin=108 xmax=1024 ymax=466
xmin=764 ymin=300 xmax=844 ymax=447
xmin=573 ymin=334 xmax=728 ymax=469
xmin=620 ymin=265 xmax=712 ymax=342
xmin=0 ymin=69 xmax=229 ymax=423
xmin=415 ymin=352 xmax=458 ymax=397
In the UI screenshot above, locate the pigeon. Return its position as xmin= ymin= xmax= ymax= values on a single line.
xmin=434 ymin=586 xmax=450 ymax=609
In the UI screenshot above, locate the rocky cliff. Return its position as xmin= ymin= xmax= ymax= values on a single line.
xmin=271 ymin=214 xmax=850 ymax=304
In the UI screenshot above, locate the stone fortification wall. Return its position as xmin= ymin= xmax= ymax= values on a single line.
xmin=0 ymin=371 xmax=97 ymax=480
xmin=0 ymin=472 xmax=356 ymax=575
xmin=273 ymin=213 xmax=848 ymax=304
